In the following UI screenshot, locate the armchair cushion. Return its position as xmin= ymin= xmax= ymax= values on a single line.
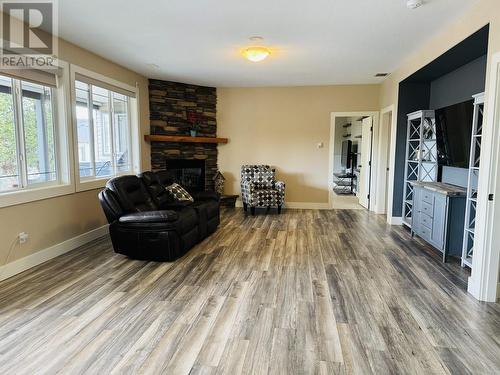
xmin=106 ymin=175 xmax=157 ymax=213
xmin=241 ymin=165 xmax=275 ymax=189
xmin=139 ymin=171 xmax=175 ymax=208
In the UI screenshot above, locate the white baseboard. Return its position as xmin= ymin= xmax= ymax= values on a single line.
xmin=0 ymin=225 xmax=109 ymax=282
xmin=235 ymin=200 xmax=330 ymax=210
xmin=285 ymin=202 xmax=330 ymax=209
xmin=388 ymin=216 xmax=403 ymax=225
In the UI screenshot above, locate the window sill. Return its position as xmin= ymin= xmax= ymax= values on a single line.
xmin=0 ymin=183 xmax=75 ymax=209
xmin=76 ymin=177 xmax=109 ymax=192
xmin=76 ymin=171 xmax=134 ymax=192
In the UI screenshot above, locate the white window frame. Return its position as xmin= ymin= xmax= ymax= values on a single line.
xmin=0 ymin=60 xmax=74 ymax=208
xmin=70 ymin=65 xmax=141 ymax=192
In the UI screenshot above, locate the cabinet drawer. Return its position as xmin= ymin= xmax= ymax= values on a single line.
xmin=419 ymin=224 xmax=431 ymax=241
xmin=422 ymin=190 xmax=434 ymax=204
xmin=421 ymin=213 xmax=433 ymax=229
xmin=421 ymin=201 xmax=434 ymax=218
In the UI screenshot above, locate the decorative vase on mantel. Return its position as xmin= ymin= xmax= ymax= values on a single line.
xmin=187 ymin=111 xmax=203 ymax=137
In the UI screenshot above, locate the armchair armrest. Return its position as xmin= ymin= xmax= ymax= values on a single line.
xmin=241 ymin=180 xmax=256 ymax=192
xmin=240 ymin=180 xmax=255 ymax=205
xmin=274 ymin=180 xmax=285 ymax=189
xmin=274 ymin=180 xmax=285 ymax=202
xmin=119 ymin=210 xmax=179 ymax=224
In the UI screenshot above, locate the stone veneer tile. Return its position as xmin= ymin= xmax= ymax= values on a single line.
xmin=149 ymin=79 xmax=218 ymax=190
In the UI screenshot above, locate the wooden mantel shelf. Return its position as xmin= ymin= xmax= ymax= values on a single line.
xmin=144 ymin=135 xmax=228 ymax=144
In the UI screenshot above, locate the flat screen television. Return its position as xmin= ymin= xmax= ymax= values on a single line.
xmin=435 ymin=99 xmax=474 ymax=168
xmin=341 ymin=140 xmax=352 ymax=169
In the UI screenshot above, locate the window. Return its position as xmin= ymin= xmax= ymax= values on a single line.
xmin=0 ymin=74 xmax=59 ymax=193
xmin=74 ymin=79 xmax=133 ymax=181
xmin=0 ymin=62 xmax=138 ymax=206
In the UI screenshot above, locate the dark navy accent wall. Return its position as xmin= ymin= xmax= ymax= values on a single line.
xmin=429 ymin=55 xmax=487 ymax=110
xmin=391 ymin=26 xmax=489 ymax=218
xmin=392 ymin=82 xmax=431 ymax=217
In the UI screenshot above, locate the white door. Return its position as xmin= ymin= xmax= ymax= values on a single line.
xmin=359 ymin=117 xmax=373 ymax=209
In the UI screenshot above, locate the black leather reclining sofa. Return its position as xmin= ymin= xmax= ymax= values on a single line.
xmin=98 ymin=171 xmax=220 ymax=261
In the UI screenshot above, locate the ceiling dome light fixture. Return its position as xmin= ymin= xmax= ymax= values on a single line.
xmin=242 ymin=36 xmax=271 ymax=62
xmin=242 ymin=46 xmax=271 ymax=62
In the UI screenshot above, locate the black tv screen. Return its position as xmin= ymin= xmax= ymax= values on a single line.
xmin=435 ymin=99 xmax=474 ymax=168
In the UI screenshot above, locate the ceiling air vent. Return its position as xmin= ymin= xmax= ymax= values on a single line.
xmin=375 ymin=73 xmax=389 ymax=77
xmin=407 ymin=0 xmax=424 ymax=10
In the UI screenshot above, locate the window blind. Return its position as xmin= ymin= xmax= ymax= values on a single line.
xmin=75 ymin=73 xmax=136 ymax=98
xmin=0 ymin=67 xmax=62 ymax=88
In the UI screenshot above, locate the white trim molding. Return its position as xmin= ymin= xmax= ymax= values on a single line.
xmin=0 ymin=225 xmax=109 ymax=282
xmin=69 ymin=64 xmax=141 ymax=193
xmin=329 ymin=111 xmax=380 ymax=212
xmin=388 ymin=216 xmax=403 ymax=226
xmin=235 ymin=200 xmax=330 ymax=210
xmin=285 ymin=202 xmax=331 ymax=210
xmin=375 ymin=105 xmax=397 ymax=225
xmin=0 ymin=60 xmax=76 ymax=209
xmin=468 ymin=52 xmax=500 ymax=302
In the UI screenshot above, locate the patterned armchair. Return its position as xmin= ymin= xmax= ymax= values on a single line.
xmin=240 ymin=165 xmax=285 ymax=215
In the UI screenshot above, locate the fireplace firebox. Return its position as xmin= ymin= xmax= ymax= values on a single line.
xmin=165 ymin=159 xmax=206 ymax=192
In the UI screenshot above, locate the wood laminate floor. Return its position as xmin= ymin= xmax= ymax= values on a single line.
xmin=0 ymin=208 xmax=499 ymax=375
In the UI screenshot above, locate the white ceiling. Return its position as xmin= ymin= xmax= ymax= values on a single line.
xmin=58 ymin=0 xmax=478 ymax=87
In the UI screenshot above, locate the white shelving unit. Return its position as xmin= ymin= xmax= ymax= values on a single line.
xmin=462 ymin=93 xmax=485 ymax=268
xmin=402 ymin=110 xmax=437 ymax=227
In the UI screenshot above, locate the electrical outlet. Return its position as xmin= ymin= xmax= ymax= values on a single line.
xmin=18 ymin=232 xmax=28 ymax=244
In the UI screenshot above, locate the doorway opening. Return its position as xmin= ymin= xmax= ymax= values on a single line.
xmin=329 ymin=112 xmax=378 ymax=210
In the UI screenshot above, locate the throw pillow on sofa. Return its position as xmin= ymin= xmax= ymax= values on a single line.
xmin=165 ymin=183 xmax=194 ymax=202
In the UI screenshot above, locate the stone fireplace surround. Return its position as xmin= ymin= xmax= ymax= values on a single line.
xmin=149 ymin=79 xmax=218 ymax=191
xmin=165 ymin=158 xmax=206 ymax=192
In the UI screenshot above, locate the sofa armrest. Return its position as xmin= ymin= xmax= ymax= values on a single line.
xmin=119 ymin=210 xmax=179 ymax=224
xmin=191 ymin=190 xmax=220 ymax=202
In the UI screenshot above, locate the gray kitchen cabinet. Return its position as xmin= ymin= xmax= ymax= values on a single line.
xmin=411 ymin=182 xmax=466 ymax=262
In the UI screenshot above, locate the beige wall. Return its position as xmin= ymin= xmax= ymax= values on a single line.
xmin=0 ymin=38 xmax=150 ymax=267
xmin=217 ymin=85 xmax=380 ymax=203
xmin=217 ymin=0 xmax=499 ymax=206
